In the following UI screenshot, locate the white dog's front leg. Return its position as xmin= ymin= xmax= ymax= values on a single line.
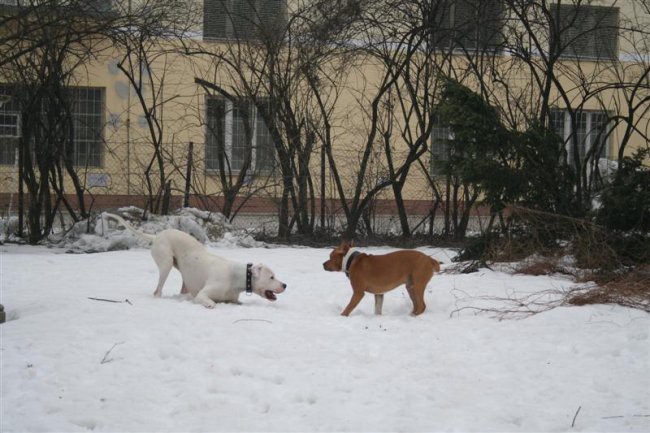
xmin=194 ymin=289 xmax=217 ymax=309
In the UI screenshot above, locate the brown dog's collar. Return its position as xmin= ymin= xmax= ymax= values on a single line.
xmin=344 ymin=251 xmax=360 ymax=278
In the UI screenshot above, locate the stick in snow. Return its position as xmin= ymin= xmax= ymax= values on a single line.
xmin=232 ymin=319 xmax=272 ymax=324
xmin=88 ymin=297 xmax=132 ymax=305
xmin=571 ymin=406 xmax=582 ymax=428
xmin=100 ymin=342 xmax=124 ymax=364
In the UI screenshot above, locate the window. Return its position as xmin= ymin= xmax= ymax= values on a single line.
xmin=0 ymin=85 xmax=20 ymax=165
xmin=429 ymin=0 xmax=505 ymax=51
xmin=205 ymin=96 xmax=275 ymax=173
xmin=549 ymin=109 xmax=610 ymax=162
xmin=203 ymin=0 xmax=286 ymax=41
xmin=430 ymin=116 xmax=452 ymax=175
xmin=0 ymin=84 xmax=104 ymax=167
xmin=550 ymin=4 xmax=619 ymax=59
xmin=82 ymin=0 xmax=113 ymax=13
xmin=68 ymin=87 xmax=104 ymax=167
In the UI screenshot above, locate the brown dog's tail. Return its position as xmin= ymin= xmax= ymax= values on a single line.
xmin=430 ymin=257 xmax=441 ymax=273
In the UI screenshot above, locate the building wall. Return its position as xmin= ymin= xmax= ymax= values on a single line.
xmin=0 ymin=0 xmax=648 ymax=215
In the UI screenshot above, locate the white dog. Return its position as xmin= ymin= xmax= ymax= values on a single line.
xmin=103 ymin=213 xmax=286 ymax=308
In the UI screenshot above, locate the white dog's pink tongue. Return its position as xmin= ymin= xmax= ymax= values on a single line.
xmin=265 ymin=290 xmax=277 ymax=301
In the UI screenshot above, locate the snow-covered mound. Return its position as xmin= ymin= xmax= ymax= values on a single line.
xmin=51 ymin=207 xmax=264 ymax=252
xmin=0 ymin=215 xmax=19 ymax=243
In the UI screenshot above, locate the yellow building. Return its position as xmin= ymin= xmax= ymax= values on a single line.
xmin=0 ymin=0 xmax=647 ymax=234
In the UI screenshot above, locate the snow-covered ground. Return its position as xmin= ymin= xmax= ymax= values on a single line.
xmin=1 ymin=243 xmax=648 ymax=432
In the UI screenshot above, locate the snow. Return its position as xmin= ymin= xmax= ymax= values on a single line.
xmin=1 ymin=242 xmax=648 ymax=432
xmin=48 ymin=208 xmax=262 ymax=253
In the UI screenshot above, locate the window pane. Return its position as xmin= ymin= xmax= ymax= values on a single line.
xmin=593 ymin=7 xmax=619 ymax=59
xmin=429 ymin=0 xmax=453 ymax=48
xmin=203 ymin=0 xmax=229 ymax=39
xmin=430 ymin=116 xmax=451 ymax=175
xmin=205 ymin=97 xmax=226 ymax=171
xmin=231 ymin=100 xmax=253 ymax=172
xmin=255 ymin=105 xmax=274 ymax=172
xmin=430 ymin=0 xmax=503 ymax=50
xmin=203 ymin=0 xmax=285 ymax=41
xmin=589 ymin=112 xmax=609 ymax=158
xmin=0 ymin=114 xmax=18 ymax=137
xmin=567 ymin=111 xmax=588 ymax=162
xmin=454 ymin=0 xmax=477 ymax=49
xmin=0 ymin=137 xmax=17 ymax=165
xmin=232 ymin=0 xmax=255 ymax=40
xmin=69 ymin=87 xmax=104 ymax=167
xmin=0 ymin=86 xmax=21 ymax=167
xmin=551 ymin=4 xmax=618 ymax=59
xmin=549 ymin=109 xmax=565 ymax=145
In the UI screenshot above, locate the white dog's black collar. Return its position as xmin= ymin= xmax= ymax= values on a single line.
xmin=246 ymin=263 xmax=253 ymax=294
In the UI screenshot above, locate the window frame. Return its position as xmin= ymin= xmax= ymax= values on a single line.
xmin=205 ymin=95 xmax=276 ymax=175
xmin=429 ymin=0 xmax=506 ymax=52
xmin=202 ymin=0 xmax=287 ymax=42
xmin=549 ymin=108 xmax=611 ymax=163
xmin=429 ymin=116 xmax=453 ymax=177
xmin=0 ymin=112 xmax=19 ymax=165
xmin=0 ymin=84 xmax=105 ymax=167
xmin=67 ymin=86 xmax=105 ymax=168
xmin=549 ymin=3 xmax=619 ymax=60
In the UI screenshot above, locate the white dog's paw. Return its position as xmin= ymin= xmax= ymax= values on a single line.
xmin=194 ymin=294 xmax=217 ymax=309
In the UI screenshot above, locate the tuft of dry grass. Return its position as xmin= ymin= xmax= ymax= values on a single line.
xmin=569 ymin=266 xmax=650 ymax=312
xmin=516 ymin=258 xmax=561 ymax=276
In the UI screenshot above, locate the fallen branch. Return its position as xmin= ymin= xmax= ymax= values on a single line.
xmin=88 ymin=297 xmax=132 ymax=305
xmin=232 ymin=319 xmax=272 ymax=324
xmin=449 ymin=286 xmax=575 ymax=320
xmin=100 ymin=341 xmax=124 ymax=364
xmin=571 ymin=406 xmax=582 ymax=428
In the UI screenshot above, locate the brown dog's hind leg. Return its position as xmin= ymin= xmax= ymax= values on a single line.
xmin=406 ymin=281 xmax=426 ymax=316
xmin=374 ymin=294 xmax=384 ymax=315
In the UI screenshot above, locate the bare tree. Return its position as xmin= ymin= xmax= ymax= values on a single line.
xmin=0 ymin=1 xmax=118 ymax=242
xmin=498 ymin=0 xmax=649 ymax=213
xmin=109 ymin=0 xmax=201 ymax=215
xmin=183 ymin=1 xmax=367 ymax=238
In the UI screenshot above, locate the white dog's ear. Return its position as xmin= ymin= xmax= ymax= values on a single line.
xmin=251 ymin=264 xmax=262 ymax=277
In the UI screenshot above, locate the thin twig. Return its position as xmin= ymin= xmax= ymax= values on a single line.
xmin=88 ymin=297 xmax=132 ymax=305
xmin=100 ymin=341 xmax=124 ymax=364
xmin=232 ymin=319 xmax=272 ymax=324
xmin=572 ymin=406 xmax=582 ymax=428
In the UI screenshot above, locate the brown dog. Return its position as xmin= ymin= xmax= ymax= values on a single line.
xmin=323 ymin=240 xmax=440 ymax=316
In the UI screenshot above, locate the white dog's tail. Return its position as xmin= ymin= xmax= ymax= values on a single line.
xmin=102 ymin=212 xmax=155 ymax=244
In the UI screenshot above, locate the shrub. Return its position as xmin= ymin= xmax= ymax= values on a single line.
xmin=597 ymin=148 xmax=650 ymax=232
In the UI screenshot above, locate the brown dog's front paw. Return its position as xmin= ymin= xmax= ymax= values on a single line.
xmin=340 ymin=312 xmax=350 ymax=317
